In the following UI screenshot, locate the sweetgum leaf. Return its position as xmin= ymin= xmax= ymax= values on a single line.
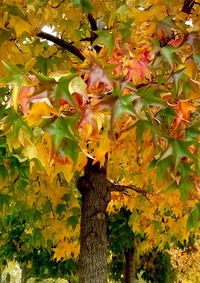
xmin=187 ymin=203 xmax=200 ymax=230
xmin=55 ymin=75 xmax=77 ymax=107
xmin=94 ymin=30 xmax=114 ymax=56
xmin=67 ymin=215 xmax=79 ymax=230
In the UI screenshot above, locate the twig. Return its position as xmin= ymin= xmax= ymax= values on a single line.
xmin=136 ymin=4 xmax=153 ymax=11
xmin=48 ymin=0 xmax=65 ymax=9
xmin=37 ymin=31 xmax=85 ymax=61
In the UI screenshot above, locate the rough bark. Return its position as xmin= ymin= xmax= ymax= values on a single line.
xmin=125 ymin=239 xmax=137 ymax=283
xmin=77 ymin=160 xmax=111 ymax=283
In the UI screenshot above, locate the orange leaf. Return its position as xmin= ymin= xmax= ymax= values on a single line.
xmin=178 ymin=100 xmax=196 ymax=120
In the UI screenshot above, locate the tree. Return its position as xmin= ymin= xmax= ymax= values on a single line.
xmin=0 ymin=0 xmax=200 ymax=282
xmin=0 ymin=211 xmax=78 ymax=283
xmin=108 ymin=208 xmax=137 ymax=283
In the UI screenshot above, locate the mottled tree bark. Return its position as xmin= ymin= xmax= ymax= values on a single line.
xmin=125 ymin=239 xmax=137 ymax=283
xmin=77 ymin=161 xmax=111 ymax=283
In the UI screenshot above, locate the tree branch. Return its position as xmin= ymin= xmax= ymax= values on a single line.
xmin=87 ymin=14 xmax=98 ymax=44
xmin=182 ymin=0 xmax=195 ymax=14
xmin=37 ymin=31 xmax=85 ymax=61
xmin=88 ymin=14 xmax=98 ymax=31
xmin=108 ymin=181 xmax=150 ymax=201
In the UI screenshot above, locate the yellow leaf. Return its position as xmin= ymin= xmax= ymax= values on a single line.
xmin=93 ymin=136 xmax=110 ymax=166
xmin=25 ymin=102 xmax=55 ymax=126
xmin=23 ymin=144 xmax=45 ymax=167
xmin=10 ymin=17 xmax=31 ymax=38
xmin=53 ymin=240 xmax=80 ymax=260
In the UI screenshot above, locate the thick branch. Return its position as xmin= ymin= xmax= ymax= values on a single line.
xmin=88 ymin=14 xmax=98 ymax=31
xmin=182 ymin=0 xmax=195 ymax=14
xmin=37 ymin=31 xmax=85 ymax=61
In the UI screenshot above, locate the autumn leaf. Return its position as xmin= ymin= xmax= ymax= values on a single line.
xmin=48 ymin=116 xmax=78 ymax=149
xmin=82 ymin=64 xmax=113 ymax=91
xmin=69 ymin=76 xmax=88 ymax=104
xmin=93 ymin=136 xmax=110 ymax=166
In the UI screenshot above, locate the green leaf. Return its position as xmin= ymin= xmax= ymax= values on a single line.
xmin=0 ymin=165 xmax=7 ymax=180
xmin=135 ymin=120 xmax=151 ymax=144
xmin=140 ymin=86 xmax=165 ymax=106
xmin=193 ymin=53 xmax=200 ymax=67
xmin=43 ymin=199 xmax=52 ymax=214
xmin=172 ymin=140 xmax=195 ymax=169
xmin=62 ymin=193 xmax=71 ymax=203
xmin=148 ymin=157 xmax=157 ymax=170
xmin=72 ymin=0 xmax=93 ymax=12
xmin=55 ymin=75 xmax=77 ymax=107
xmin=56 ymin=204 xmax=67 ymax=217
xmin=1 ymin=63 xmax=27 ymax=111
xmin=29 ymin=208 xmax=42 ymax=224
xmin=118 ymin=21 xmax=132 ymax=40
xmin=187 ymin=203 xmax=200 ymax=230
xmin=161 ymin=46 xmax=181 ymax=66
xmin=1 ymin=62 xmax=23 ymax=77
xmin=32 ymin=228 xmax=45 ymax=247
xmin=111 ymin=93 xmax=137 ymax=126
xmin=179 ymin=177 xmax=195 ymax=201
xmin=165 ymin=182 xmax=178 ymax=193
xmin=48 ymin=116 xmax=78 ymax=148
xmin=81 ymin=0 xmax=93 ymax=12
xmin=60 ymin=139 xmax=81 ymax=164
xmin=94 ymin=30 xmax=114 ymax=56
xmin=12 ymin=116 xmax=32 ymax=137
xmin=32 ymin=71 xmax=55 ymax=84
xmin=156 ymin=157 xmax=172 ymax=182
xmin=0 ymin=194 xmax=11 ymax=214
xmin=67 ymin=215 xmax=79 ymax=230
xmin=7 ymin=5 xmax=26 ymax=20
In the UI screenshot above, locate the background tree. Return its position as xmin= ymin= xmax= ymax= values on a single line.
xmin=0 ymin=0 xmax=200 ymax=282
xmin=0 ymin=210 xmax=78 ymax=283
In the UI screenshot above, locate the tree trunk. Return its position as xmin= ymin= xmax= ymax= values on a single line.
xmin=125 ymin=239 xmax=137 ymax=283
xmin=20 ymin=264 xmax=27 ymax=283
xmin=6 ymin=273 xmax=10 ymax=283
xmin=77 ymin=161 xmax=111 ymax=283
